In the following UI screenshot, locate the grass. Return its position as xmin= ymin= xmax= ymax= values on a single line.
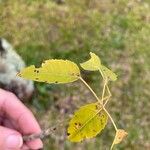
xmin=0 ymin=0 xmax=150 ymax=149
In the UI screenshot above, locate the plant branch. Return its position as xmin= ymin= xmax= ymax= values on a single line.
xmin=98 ymin=69 xmax=111 ymax=99
xmin=99 ymin=69 xmax=104 ymax=79
xmin=102 ymin=107 xmax=117 ymax=131
xmin=23 ymin=120 xmax=64 ymax=142
xmin=79 ymin=77 xmax=118 ymax=131
xmin=106 ymin=85 xmax=111 ymax=97
xmin=23 ymin=76 xmax=116 ymax=142
xmin=23 ymin=126 xmax=57 ymax=142
xmin=101 ymin=80 xmax=107 ymax=103
xmin=79 ymin=77 xmax=101 ymax=103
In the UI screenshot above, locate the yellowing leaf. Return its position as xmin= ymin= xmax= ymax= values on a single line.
xmin=80 ymin=52 xmax=117 ymax=81
xmin=100 ymin=65 xmax=117 ymax=81
xmin=111 ymin=129 xmax=128 ymax=149
xmin=80 ymin=52 xmax=101 ymax=71
xmin=67 ymin=103 xmax=108 ymax=142
xmin=17 ymin=59 xmax=80 ymax=84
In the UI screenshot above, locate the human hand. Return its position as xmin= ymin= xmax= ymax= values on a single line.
xmin=0 ymin=89 xmax=43 ymax=150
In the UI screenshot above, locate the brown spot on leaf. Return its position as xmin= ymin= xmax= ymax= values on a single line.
xmin=67 ymin=132 xmax=70 ymax=136
xmin=95 ymin=105 xmax=99 ymax=110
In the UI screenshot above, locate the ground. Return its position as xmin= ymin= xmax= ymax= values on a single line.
xmin=0 ymin=0 xmax=150 ymax=149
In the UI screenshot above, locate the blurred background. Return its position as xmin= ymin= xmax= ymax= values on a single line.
xmin=0 ymin=0 xmax=150 ymax=149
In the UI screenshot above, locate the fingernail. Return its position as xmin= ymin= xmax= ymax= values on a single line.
xmin=6 ymin=135 xmax=23 ymax=148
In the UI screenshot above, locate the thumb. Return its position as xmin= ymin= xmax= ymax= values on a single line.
xmin=0 ymin=126 xmax=23 ymax=150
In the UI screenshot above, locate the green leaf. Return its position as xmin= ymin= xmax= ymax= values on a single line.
xmin=17 ymin=59 xmax=80 ymax=84
xmin=100 ymin=65 xmax=117 ymax=81
xmin=80 ymin=52 xmax=101 ymax=71
xmin=111 ymin=129 xmax=128 ymax=150
xmin=67 ymin=103 xmax=108 ymax=142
